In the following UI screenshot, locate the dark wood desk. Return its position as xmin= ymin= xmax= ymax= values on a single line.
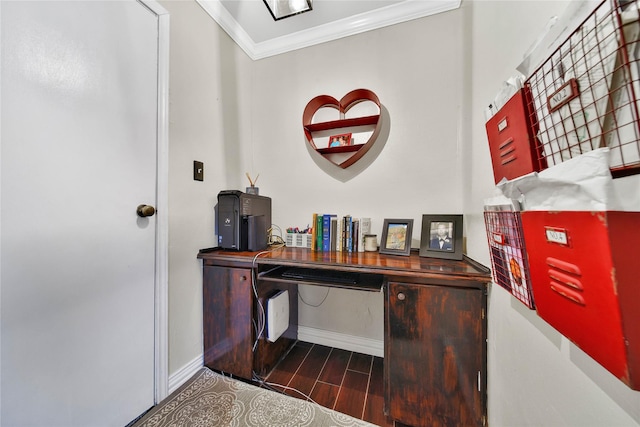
xmin=198 ymin=246 xmax=491 ymax=427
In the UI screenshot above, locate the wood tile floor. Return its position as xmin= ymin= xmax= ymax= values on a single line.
xmin=263 ymin=341 xmax=399 ymax=427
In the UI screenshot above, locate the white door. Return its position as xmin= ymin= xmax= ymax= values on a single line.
xmin=1 ymin=1 xmax=163 ymax=425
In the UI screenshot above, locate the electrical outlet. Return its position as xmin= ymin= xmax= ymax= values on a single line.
xmin=194 ymin=161 xmax=204 ymax=181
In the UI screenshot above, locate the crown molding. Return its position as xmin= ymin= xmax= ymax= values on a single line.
xmin=196 ymin=0 xmax=461 ymax=60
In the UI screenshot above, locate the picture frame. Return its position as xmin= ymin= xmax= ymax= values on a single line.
xmin=328 ymin=133 xmax=352 ymax=148
xmin=379 ymin=219 xmax=413 ymax=256
xmin=419 ymin=214 xmax=463 ymax=260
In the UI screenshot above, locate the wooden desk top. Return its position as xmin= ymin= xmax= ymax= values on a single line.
xmin=198 ymin=246 xmax=491 ymax=288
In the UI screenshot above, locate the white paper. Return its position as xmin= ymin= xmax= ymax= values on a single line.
xmin=607 ymin=5 xmax=640 ymax=168
xmin=517 ymin=0 xmax=602 ymax=77
xmin=611 ymin=173 xmax=640 ymax=212
xmin=484 ymin=191 xmax=521 ymax=212
xmin=485 ymin=75 xmax=524 ymax=121
xmin=497 ymin=148 xmax=623 ymax=211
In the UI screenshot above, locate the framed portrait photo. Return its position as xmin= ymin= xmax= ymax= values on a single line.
xmin=328 ymin=133 xmax=352 ymax=148
xmin=419 ymin=214 xmax=463 ymax=260
xmin=379 ymin=219 xmax=413 ymax=256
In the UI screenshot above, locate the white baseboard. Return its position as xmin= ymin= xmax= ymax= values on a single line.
xmin=168 ymin=354 xmax=204 ymax=395
xmin=298 ymin=326 xmax=384 ymax=358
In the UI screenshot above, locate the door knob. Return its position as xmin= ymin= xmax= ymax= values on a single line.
xmin=137 ymin=204 xmax=156 ymax=217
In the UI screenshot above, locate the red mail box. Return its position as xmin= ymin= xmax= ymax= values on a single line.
xmin=521 ymin=211 xmax=640 ymax=389
xmin=485 ymin=87 xmax=546 ymax=184
xmin=524 ymin=0 xmax=640 ymax=178
xmin=484 ymin=208 xmax=535 ymax=309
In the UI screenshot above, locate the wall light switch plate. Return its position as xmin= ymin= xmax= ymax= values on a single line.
xmin=194 ymin=161 xmax=204 ymax=181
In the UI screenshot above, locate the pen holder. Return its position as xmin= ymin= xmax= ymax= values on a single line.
xmin=246 ymin=186 xmax=259 ymax=195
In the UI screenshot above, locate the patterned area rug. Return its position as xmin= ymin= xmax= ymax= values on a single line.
xmin=133 ymin=367 xmax=377 ymax=427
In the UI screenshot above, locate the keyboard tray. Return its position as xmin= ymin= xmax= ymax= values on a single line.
xmin=259 ymin=266 xmax=383 ymax=292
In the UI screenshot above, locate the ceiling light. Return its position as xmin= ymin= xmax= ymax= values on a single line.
xmin=263 ymin=0 xmax=313 ymax=21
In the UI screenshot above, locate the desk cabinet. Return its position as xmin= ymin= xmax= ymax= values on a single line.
xmin=202 ymin=262 xmax=299 ymax=378
xmin=386 ymin=282 xmax=486 ymax=427
xmin=202 ymin=265 xmax=253 ymax=379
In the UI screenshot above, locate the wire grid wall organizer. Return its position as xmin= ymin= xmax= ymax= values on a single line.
xmin=483 ymin=206 xmax=535 ymax=309
xmin=525 ymin=0 xmax=640 ymax=177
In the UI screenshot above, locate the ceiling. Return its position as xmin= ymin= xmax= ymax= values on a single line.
xmin=196 ymin=0 xmax=461 ymax=60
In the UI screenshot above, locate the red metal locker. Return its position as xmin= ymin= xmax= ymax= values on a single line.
xmin=485 ymin=87 xmax=546 ymax=184
xmin=521 ymin=211 xmax=640 ymax=389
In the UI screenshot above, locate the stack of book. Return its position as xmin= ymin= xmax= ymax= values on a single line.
xmin=311 ymin=214 xmax=371 ymax=253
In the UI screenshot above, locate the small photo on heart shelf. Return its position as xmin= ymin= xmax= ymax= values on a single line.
xmin=328 ymin=133 xmax=352 ymax=148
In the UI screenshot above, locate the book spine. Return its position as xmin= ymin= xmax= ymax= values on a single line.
xmin=330 ymin=217 xmax=337 ymax=252
xmin=359 ymin=217 xmax=371 ymax=252
xmin=345 ymin=215 xmax=353 ymax=252
xmin=316 ymin=214 xmax=324 ymax=251
xmin=311 ymin=213 xmax=318 ymax=251
xmin=353 ymin=219 xmax=359 ymax=252
xmin=322 ymin=214 xmax=331 ymax=252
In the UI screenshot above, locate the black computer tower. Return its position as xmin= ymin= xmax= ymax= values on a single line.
xmin=217 ymin=190 xmax=271 ymax=251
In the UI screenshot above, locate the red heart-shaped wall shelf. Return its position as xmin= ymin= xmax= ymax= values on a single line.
xmin=303 ymin=89 xmax=381 ymax=169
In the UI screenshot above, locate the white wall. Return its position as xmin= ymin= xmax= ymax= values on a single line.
xmin=161 ymin=0 xmax=640 ymax=425
xmin=243 ymin=6 xmax=466 ymax=346
xmin=465 ymin=1 xmax=640 ymax=426
xmin=159 ymin=0 xmax=252 ymax=374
